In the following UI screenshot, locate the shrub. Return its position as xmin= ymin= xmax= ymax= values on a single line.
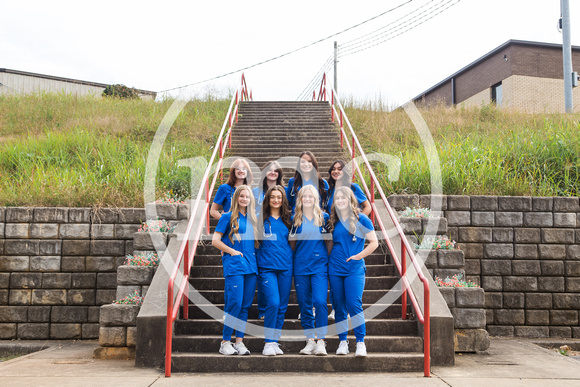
xmin=435 ymin=273 xmax=479 ymax=288
xmin=124 ymin=251 xmax=160 ymax=267
xmin=102 ymin=84 xmax=139 ymax=99
xmin=399 ymin=206 xmax=431 ymax=218
xmin=113 ymin=290 xmax=144 ymax=305
xmin=415 ymin=235 xmax=456 ymax=250
xmin=137 ymin=218 xmax=176 ymax=233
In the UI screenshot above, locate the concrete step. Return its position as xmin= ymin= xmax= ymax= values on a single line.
xmin=172 ymin=335 xmax=423 ymax=354
xmin=187 ymin=303 xmax=407 ymax=320
xmin=170 ymin=352 xmax=424 ymax=373
xmin=174 ymin=318 xmax=418 ymax=336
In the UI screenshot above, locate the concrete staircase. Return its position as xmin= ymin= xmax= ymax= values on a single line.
xmin=168 ymin=101 xmax=425 ymax=372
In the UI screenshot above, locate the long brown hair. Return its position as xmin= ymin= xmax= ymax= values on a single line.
xmin=328 ymin=186 xmax=360 ymax=234
xmin=328 ymin=159 xmax=354 ymax=191
xmin=225 ymin=158 xmax=253 ymax=187
xmin=260 ymin=185 xmax=292 ymax=232
xmin=228 ymin=185 xmax=258 ymax=247
xmin=259 ymin=160 xmax=284 ymax=193
xmin=291 ymin=151 xmax=327 ymax=205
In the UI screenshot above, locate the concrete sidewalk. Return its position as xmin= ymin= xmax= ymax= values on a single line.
xmin=1 ymin=338 xmax=579 ymax=387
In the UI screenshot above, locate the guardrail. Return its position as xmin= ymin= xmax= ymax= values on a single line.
xmin=164 ymin=73 xmax=252 ymax=377
xmin=315 ymin=76 xmax=431 ymax=377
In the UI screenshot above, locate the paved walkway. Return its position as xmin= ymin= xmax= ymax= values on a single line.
xmin=1 ymin=338 xmax=579 ymax=386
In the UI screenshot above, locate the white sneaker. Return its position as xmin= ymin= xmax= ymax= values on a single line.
xmin=234 ymin=342 xmax=250 ymax=355
xmin=299 ymin=339 xmax=317 ymax=355
xmin=328 ymin=310 xmax=335 ymax=320
xmin=274 ymin=343 xmax=284 ymax=355
xmin=336 ymin=340 xmax=349 ymax=355
xmin=262 ymin=342 xmax=277 ymax=356
xmin=298 ymin=313 xmax=301 ymax=320
xmin=355 ymin=342 xmax=367 ymax=357
xmin=219 ymin=341 xmax=238 ymax=355
xmin=314 ymin=339 xmax=327 ymax=356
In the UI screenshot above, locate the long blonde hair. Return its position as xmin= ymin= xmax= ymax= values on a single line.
xmin=329 ymin=186 xmax=360 ymax=234
xmin=228 ymin=185 xmax=258 ymax=247
xmin=294 ymin=185 xmax=324 ymax=228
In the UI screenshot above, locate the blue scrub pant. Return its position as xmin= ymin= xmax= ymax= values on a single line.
xmin=257 ymin=280 xmax=265 ymax=318
xmin=329 ymin=273 xmax=366 ymax=342
xmin=222 ymin=273 xmax=257 ymax=341
xmin=260 ymin=269 xmax=292 ymax=342
xmin=294 ymin=273 xmax=329 ymax=339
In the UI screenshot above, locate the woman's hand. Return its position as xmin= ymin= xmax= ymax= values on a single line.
xmin=346 ymin=254 xmax=363 ymax=262
xmin=231 ymin=250 xmax=243 ymax=257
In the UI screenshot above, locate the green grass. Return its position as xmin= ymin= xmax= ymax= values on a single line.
xmin=1 ymin=93 xmax=579 ymax=207
xmin=344 ymin=101 xmax=580 ymax=197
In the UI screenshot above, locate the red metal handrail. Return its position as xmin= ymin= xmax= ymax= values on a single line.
xmin=317 ymin=75 xmax=431 ymax=377
xmin=164 ymin=74 xmax=252 ymax=377
xmin=313 ymin=73 xmax=327 ymax=101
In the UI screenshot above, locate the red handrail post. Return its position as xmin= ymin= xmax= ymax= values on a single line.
xmin=165 ymin=281 xmax=174 ymax=377
xmin=424 ymin=288 xmax=431 ymax=376
xmin=401 ymin=242 xmax=407 ymax=320
xmin=205 ymin=180 xmax=210 ymax=234
xmin=370 ymin=179 xmax=375 ymax=224
xmin=351 ymin=137 xmax=356 ymax=182
xmin=182 ymin=241 xmax=190 ymax=320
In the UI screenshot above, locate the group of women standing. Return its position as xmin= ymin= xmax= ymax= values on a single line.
xmin=211 ymin=153 xmax=378 ymax=357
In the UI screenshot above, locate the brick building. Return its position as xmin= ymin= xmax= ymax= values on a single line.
xmin=413 ymin=40 xmax=580 ymax=113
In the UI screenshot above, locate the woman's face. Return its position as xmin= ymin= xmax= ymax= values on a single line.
xmin=238 ymin=189 xmax=250 ymax=208
xmin=330 ymin=162 xmax=343 ymax=181
xmin=300 ymin=154 xmax=313 ymax=175
xmin=301 ymin=189 xmax=315 ymax=209
xmin=334 ymin=191 xmax=349 ymax=212
xmin=234 ymin=163 xmax=248 ymax=181
xmin=266 ymin=165 xmax=279 ymax=182
xmin=269 ymin=189 xmax=283 ymax=209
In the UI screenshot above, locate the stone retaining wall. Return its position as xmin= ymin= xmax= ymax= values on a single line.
xmin=390 ymin=195 xmax=580 ymax=339
xmin=0 ymin=207 xmax=148 ymax=340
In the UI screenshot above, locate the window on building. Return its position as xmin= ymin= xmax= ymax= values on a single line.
xmin=491 ymin=82 xmax=503 ymax=106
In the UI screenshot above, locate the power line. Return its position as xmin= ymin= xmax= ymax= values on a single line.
xmin=296 ymin=56 xmax=334 ymax=101
xmin=157 ymin=0 xmax=413 ymax=94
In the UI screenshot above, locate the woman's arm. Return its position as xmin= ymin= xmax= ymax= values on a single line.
xmin=212 ymin=232 xmax=243 ymax=257
xmin=360 ymin=200 xmax=372 ymax=216
xmin=346 ymin=230 xmax=378 ymax=261
xmin=210 ymin=202 xmax=222 ymax=220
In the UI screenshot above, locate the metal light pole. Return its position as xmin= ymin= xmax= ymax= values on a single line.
xmin=561 ymin=0 xmax=574 ymax=113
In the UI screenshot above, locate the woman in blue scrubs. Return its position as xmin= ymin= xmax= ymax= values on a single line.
xmin=257 ymin=185 xmax=293 ymax=356
xmin=210 ymin=158 xmax=253 ymax=220
xmin=253 ymin=160 xmax=284 ymax=215
xmin=286 ymin=151 xmax=329 ymax=213
xmin=328 ymin=186 xmax=378 ymax=357
xmin=327 ymin=159 xmax=371 ymax=216
xmin=212 ymin=185 xmax=258 ymax=356
xmin=289 ymin=185 xmax=331 ymax=356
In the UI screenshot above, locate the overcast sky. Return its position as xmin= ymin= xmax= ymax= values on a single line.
xmin=1 ymin=0 xmax=578 ymax=106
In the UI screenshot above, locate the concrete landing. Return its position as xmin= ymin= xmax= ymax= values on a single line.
xmin=1 ymin=338 xmax=580 ymax=386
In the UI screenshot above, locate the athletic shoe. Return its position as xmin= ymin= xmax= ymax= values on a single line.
xmin=219 ymin=341 xmax=238 ymax=355
xmin=234 ymin=342 xmax=250 ymax=355
xmin=274 ymin=343 xmax=284 ymax=355
xmin=262 ymin=342 xmax=277 ymax=356
xmin=328 ymin=310 xmax=335 ymax=320
xmin=355 ymin=342 xmax=367 ymax=357
xmin=299 ymin=340 xmax=317 ymax=355
xmin=298 ymin=313 xmax=301 ymax=320
xmin=336 ymin=340 xmax=349 ymax=355
xmin=314 ymin=339 xmax=327 ymax=356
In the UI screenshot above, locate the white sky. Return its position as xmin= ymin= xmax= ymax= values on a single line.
xmin=1 ymin=0 xmax=579 ymax=106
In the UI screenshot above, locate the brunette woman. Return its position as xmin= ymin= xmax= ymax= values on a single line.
xmin=257 ymin=185 xmax=293 ymax=356
xmin=289 ymin=185 xmax=331 ymax=356
xmin=253 ymin=160 xmax=284 ymax=215
xmin=212 ymin=185 xmax=258 ymax=355
xmin=210 ymin=158 xmax=253 ymax=220
xmin=327 ymin=159 xmax=371 ymax=216
xmin=286 ymin=151 xmax=329 ymax=213
xmin=328 ymin=186 xmax=378 ymax=357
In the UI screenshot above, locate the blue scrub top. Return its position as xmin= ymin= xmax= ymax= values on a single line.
xmin=290 ymin=212 xmax=330 ymax=275
xmin=214 ymin=183 xmax=236 ymax=212
xmin=286 ymin=177 xmax=329 ymax=213
xmin=329 ymin=213 xmax=374 ymax=276
xmin=257 ymin=216 xmax=293 ymax=271
xmin=326 ymin=183 xmax=368 ymax=214
xmin=215 ymin=212 xmax=258 ymax=277
xmin=252 ymin=187 xmax=265 ymax=215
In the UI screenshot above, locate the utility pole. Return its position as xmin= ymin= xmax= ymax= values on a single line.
xmin=334 ymin=41 xmax=338 ymax=94
xmin=561 ymin=0 xmax=574 ymax=113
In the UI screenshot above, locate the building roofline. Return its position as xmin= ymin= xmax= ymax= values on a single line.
xmin=0 ymin=68 xmax=156 ymax=96
xmin=412 ymin=39 xmax=580 ymax=102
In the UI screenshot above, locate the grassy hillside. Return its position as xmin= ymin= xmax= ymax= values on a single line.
xmin=1 ymin=93 xmax=578 ymax=207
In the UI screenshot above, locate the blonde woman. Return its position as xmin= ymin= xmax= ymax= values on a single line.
xmin=289 ymin=185 xmax=331 ymax=356
xmin=212 ymin=185 xmax=258 ymax=355
xmin=328 ymin=186 xmax=378 ymax=357
xmin=210 ymin=158 xmax=253 ymax=220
